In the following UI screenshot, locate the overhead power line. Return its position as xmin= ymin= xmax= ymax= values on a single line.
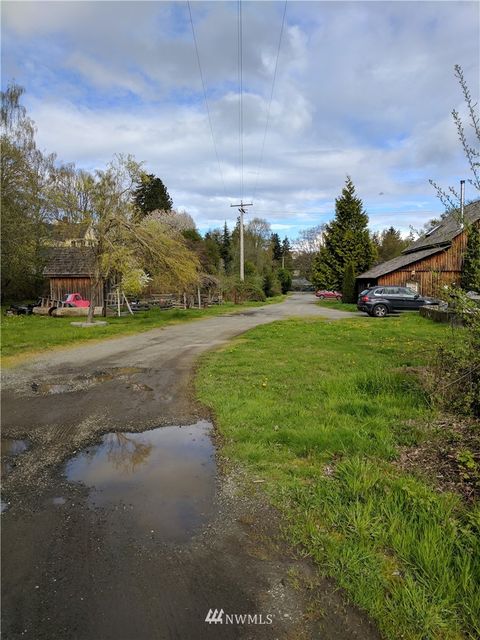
xmin=187 ymin=1 xmax=227 ymax=199
xmin=251 ymin=210 xmax=438 ymax=218
xmin=237 ymin=0 xmax=244 ymax=201
xmin=252 ymin=0 xmax=288 ymax=201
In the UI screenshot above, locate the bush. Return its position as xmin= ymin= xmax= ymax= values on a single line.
xmin=263 ymin=272 xmax=282 ymax=298
xmin=221 ymin=275 xmax=266 ymax=303
xmin=342 ymin=262 xmax=356 ymax=303
xmin=276 ymin=268 xmax=292 ymax=294
xmin=428 ymin=288 xmax=480 ymax=417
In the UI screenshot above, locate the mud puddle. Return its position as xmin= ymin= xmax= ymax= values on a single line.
xmin=1 ymin=438 xmax=29 ymax=477
xmin=65 ymin=420 xmax=216 ymax=542
xmin=1 ymin=439 xmax=29 ymax=456
xmin=29 ymin=367 xmax=144 ymax=396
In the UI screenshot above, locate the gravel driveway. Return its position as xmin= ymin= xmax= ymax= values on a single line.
xmin=1 ymin=293 xmax=379 ymax=640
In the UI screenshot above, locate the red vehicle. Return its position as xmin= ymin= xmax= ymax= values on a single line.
xmin=315 ymin=290 xmax=342 ymax=300
xmin=62 ymin=293 xmax=90 ymax=308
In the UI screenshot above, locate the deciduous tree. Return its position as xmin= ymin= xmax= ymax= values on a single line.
xmin=61 ymin=156 xmax=198 ymax=321
xmin=1 ymin=83 xmax=55 ymax=300
xmin=292 ymin=224 xmax=325 ymax=278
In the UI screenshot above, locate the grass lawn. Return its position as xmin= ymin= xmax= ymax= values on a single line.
xmin=1 ymin=296 xmax=286 ymax=365
xmin=316 ymin=299 xmax=359 ymax=312
xmin=197 ymin=314 xmax=480 ymax=640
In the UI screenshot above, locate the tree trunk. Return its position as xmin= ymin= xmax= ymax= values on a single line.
xmin=102 ymin=280 xmax=107 ymax=317
xmin=87 ymin=280 xmax=96 ymax=323
xmin=87 ymin=272 xmax=101 ymax=323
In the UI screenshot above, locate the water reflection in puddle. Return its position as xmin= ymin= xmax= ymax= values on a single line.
xmin=1 ymin=439 xmax=29 ymax=476
xmin=65 ymin=421 xmax=216 ymax=542
xmin=1 ymin=439 xmax=29 ymax=456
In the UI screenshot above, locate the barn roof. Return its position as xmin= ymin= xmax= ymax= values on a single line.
xmin=357 ymin=246 xmax=445 ymax=280
xmin=358 ymin=199 xmax=480 ymax=280
xmin=403 ymin=199 xmax=480 ymax=254
xmin=44 ymin=247 xmax=94 ymax=277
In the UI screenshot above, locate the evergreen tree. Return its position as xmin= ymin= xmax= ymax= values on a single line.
xmin=342 ymin=262 xmax=356 ymax=303
xmin=461 ymin=223 xmax=480 ymax=291
xmin=133 ymin=173 xmax=173 ymax=216
xmin=204 ymin=230 xmax=222 ymax=273
xmin=270 ymin=233 xmax=283 ymax=262
xmin=311 ymin=177 xmax=376 ymax=290
xmin=220 ymin=221 xmax=232 ymax=273
xmin=372 ymin=226 xmax=409 ymax=263
xmin=281 ymin=237 xmax=293 ymax=269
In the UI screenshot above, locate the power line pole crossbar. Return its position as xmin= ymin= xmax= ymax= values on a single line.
xmin=230 ymin=201 xmax=253 ymax=281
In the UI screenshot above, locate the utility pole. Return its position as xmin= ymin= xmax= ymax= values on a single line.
xmin=230 ymin=201 xmax=253 ymax=280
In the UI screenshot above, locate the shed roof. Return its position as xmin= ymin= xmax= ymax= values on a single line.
xmin=44 ymin=247 xmax=94 ymax=277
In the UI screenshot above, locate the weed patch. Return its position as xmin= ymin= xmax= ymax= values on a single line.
xmin=197 ymin=314 xmax=479 ymax=639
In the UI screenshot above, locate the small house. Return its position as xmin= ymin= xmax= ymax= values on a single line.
xmin=49 ymin=220 xmax=96 ymax=248
xmin=357 ymin=200 xmax=480 ymax=296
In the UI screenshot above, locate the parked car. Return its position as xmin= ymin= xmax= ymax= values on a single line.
xmin=62 ymin=293 xmax=90 ymax=308
xmin=357 ymin=286 xmax=439 ymax=317
xmin=315 ymin=290 xmax=342 ymax=300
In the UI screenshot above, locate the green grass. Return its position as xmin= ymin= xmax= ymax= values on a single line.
xmin=1 ymin=296 xmax=286 ymax=364
xmin=197 ymin=314 xmax=480 ymax=640
xmin=316 ymin=299 xmax=359 ymax=312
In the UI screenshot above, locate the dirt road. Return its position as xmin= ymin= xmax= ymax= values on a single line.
xmin=1 ymin=294 xmax=379 ymax=640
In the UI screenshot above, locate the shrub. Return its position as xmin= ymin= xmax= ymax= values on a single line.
xmin=276 ymin=268 xmax=292 ymax=294
xmin=461 ymin=223 xmax=480 ymax=292
xmin=342 ymin=262 xmax=356 ymax=303
xmin=428 ymin=288 xmax=480 ymax=417
xmin=221 ymin=275 xmax=266 ymax=303
xmin=263 ymin=272 xmax=282 ymax=298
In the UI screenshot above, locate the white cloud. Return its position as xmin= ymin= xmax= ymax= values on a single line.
xmin=2 ymin=0 xmax=479 ymax=238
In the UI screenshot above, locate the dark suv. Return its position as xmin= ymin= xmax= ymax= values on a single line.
xmin=357 ymin=286 xmax=439 ymax=317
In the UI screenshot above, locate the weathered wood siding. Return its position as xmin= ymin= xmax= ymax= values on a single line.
xmin=49 ymin=277 xmax=103 ymax=306
xmin=378 ymin=228 xmax=472 ymax=296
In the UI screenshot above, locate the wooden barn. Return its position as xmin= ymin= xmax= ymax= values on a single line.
xmin=44 ymin=247 xmax=104 ymax=306
xmin=357 ymin=200 xmax=480 ymax=296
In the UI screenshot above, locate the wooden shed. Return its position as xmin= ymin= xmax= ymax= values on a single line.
xmin=44 ymin=247 xmax=103 ymax=306
xmin=357 ymin=200 xmax=480 ymax=296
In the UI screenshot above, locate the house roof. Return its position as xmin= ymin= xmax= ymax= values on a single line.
xmin=47 ymin=221 xmax=91 ymax=242
xmin=357 ymin=246 xmax=446 ymax=280
xmin=357 ymin=199 xmax=480 ymax=280
xmin=403 ymin=199 xmax=480 ymax=254
xmin=44 ymin=247 xmax=95 ymax=277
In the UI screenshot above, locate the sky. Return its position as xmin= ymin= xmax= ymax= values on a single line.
xmin=2 ymin=0 xmax=479 ymax=239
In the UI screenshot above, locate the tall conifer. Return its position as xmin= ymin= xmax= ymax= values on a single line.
xmin=311 ymin=177 xmax=376 ymax=290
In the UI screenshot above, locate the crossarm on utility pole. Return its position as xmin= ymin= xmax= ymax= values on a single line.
xmin=230 ymin=201 xmax=253 ymax=281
